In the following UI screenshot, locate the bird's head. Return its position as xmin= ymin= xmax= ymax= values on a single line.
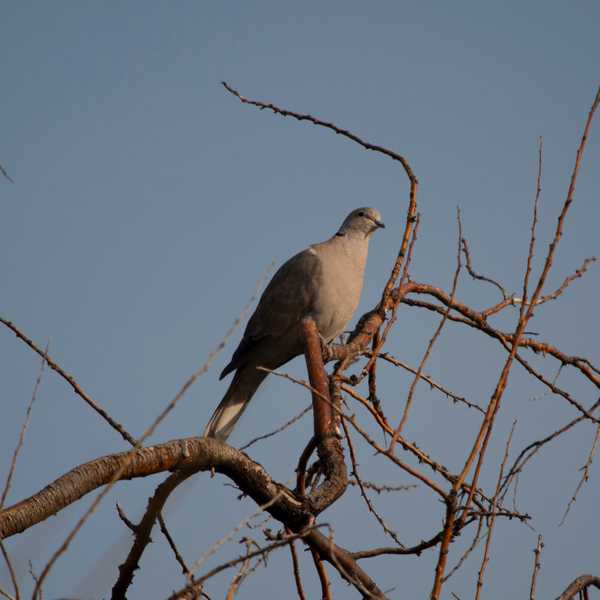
xmin=338 ymin=207 xmax=385 ymax=238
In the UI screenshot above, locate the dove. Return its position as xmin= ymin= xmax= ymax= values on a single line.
xmin=203 ymin=207 xmax=384 ymax=441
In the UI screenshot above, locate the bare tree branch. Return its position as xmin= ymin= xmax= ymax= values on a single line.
xmin=555 ymin=575 xmax=600 ymax=600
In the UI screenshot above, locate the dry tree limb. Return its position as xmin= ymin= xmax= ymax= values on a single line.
xmin=0 ymin=434 xmax=384 ymax=599
xmin=259 ymin=362 xmax=441 ymax=522
xmin=529 ymin=534 xmax=544 ymax=600
xmin=259 ymin=366 xmax=522 ymax=522
xmin=430 ymin=86 xmax=600 ymax=600
xmin=555 ymin=575 xmax=600 ymax=600
xmin=340 ymin=384 xmax=493 ymax=507
xmin=401 ymin=291 xmax=600 ymax=420
xmin=352 ymin=519 xmax=471 ymax=561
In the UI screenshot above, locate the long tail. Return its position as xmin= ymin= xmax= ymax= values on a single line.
xmin=203 ymin=366 xmax=267 ymax=441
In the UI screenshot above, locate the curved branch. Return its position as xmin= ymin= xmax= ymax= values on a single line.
xmin=0 ymin=437 xmax=306 ymax=540
xmin=0 ymin=437 xmax=385 ymax=599
xmin=555 ymin=574 xmax=600 ymax=600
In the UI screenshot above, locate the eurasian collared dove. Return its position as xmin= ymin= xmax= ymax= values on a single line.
xmin=203 ymin=207 xmax=385 ymax=441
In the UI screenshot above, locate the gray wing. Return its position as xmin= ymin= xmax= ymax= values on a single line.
xmin=220 ymin=248 xmax=322 ymax=378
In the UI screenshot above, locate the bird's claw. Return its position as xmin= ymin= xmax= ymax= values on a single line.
xmin=318 ymin=333 xmax=331 ymax=362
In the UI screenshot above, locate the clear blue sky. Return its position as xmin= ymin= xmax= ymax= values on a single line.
xmin=1 ymin=2 xmax=599 ymax=598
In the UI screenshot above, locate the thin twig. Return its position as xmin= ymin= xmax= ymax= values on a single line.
xmin=376 ymin=352 xmax=484 ymax=413
xmin=0 ymin=318 xmax=137 ymax=445
xmin=474 ymin=421 xmax=516 ymax=599
xmin=1 ymin=342 xmax=48 ymax=509
xmin=27 ymin=562 xmax=42 ymax=600
xmin=221 ymin=81 xmax=416 ymax=180
xmin=288 ymin=537 xmax=308 ymax=600
xmin=461 ymin=236 xmax=507 ymax=299
xmin=348 ymin=480 xmax=417 ymax=494
xmin=158 ymin=513 xmax=193 ymax=577
xmin=442 ymin=517 xmax=485 ymax=582
xmin=112 ymin=470 xmax=196 ymax=598
xmin=536 ymin=256 xmax=596 ymax=305
xmin=187 ymin=484 xmax=293 ymax=576
xmin=360 ymin=215 xmax=422 ymax=384
xmin=0 ymin=540 xmax=19 ymax=600
xmin=311 ymin=547 xmax=333 ymax=600
xmin=500 ymin=399 xmax=600 ymax=501
xmin=390 ymin=208 xmax=463 ymax=444
xmin=559 ymin=423 xmax=600 ymax=525
xmin=341 ymin=417 xmax=404 ymax=547
xmin=240 ymin=405 xmax=311 ymax=451
xmin=530 ymin=534 xmax=544 ymax=600
xmin=168 ymin=526 xmax=325 ymax=600
xmin=0 ymin=587 xmax=15 ymax=600
xmin=225 ymin=538 xmax=256 ymax=600
xmin=521 ymin=136 xmax=544 ymax=312
xmin=0 ymin=163 xmax=13 ymax=183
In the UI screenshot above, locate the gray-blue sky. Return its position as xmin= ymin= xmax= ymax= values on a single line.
xmin=1 ymin=2 xmax=599 ymax=598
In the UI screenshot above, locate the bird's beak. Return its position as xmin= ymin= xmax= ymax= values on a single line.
xmin=374 ymin=219 xmax=385 ymax=229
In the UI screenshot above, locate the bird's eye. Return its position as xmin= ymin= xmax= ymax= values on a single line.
xmin=358 ymin=211 xmax=365 ymax=217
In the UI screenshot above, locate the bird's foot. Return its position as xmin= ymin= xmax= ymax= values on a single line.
xmin=318 ymin=333 xmax=331 ymax=363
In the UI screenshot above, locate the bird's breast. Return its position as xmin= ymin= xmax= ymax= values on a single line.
xmin=311 ymin=238 xmax=368 ymax=341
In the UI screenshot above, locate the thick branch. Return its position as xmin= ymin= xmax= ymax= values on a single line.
xmin=0 ymin=438 xmax=306 ymax=540
xmin=555 ymin=575 xmax=600 ymax=600
xmin=301 ymin=318 xmax=348 ymax=513
xmin=0 ymin=437 xmax=384 ymax=599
